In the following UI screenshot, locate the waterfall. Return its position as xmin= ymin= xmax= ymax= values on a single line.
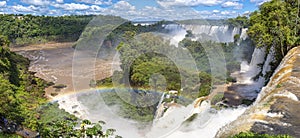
xmin=157 ymin=93 xmax=166 ymax=109
xmin=256 ymin=46 xmax=275 ymax=87
xmin=163 ymin=24 xmax=187 ymax=47
xmin=55 ymin=23 xmax=270 ymax=137
xmin=148 ymin=100 xmax=207 ymax=138
xmin=234 ymin=47 xmax=266 ymax=86
xmin=240 ymin=28 xmax=248 ymax=40
xmin=245 ymin=46 xmax=274 ymax=87
xmin=233 ymin=45 xmax=275 ymax=99
xmin=182 ymin=25 xmax=241 ymax=42
xmin=167 ymin=106 xmax=247 ymax=138
xmin=240 ymin=61 xmax=250 ymax=73
xmin=153 ymin=93 xmax=166 ymax=121
xmin=230 ymin=47 xmax=266 ymax=99
xmin=163 ymin=24 xmax=243 ymax=43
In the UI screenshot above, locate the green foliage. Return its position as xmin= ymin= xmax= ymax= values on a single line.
xmin=227 ymin=16 xmax=249 ymax=28
xmin=38 ymin=119 xmax=119 ymax=138
xmin=97 ymin=77 xmax=114 ymax=87
xmin=100 ymin=90 xmax=156 ymax=122
xmin=75 ymin=20 xmax=174 ymax=50
xmin=0 ymin=36 xmax=49 ymax=131
xmin=36 ymin=103 xmax=120 ymax=137
xmin=211 ymin=93 xmax=224 ymax=105
xmin=244 ymin=0 xmax=300 ymax=85
xmin=0 ymin=14 xmax=93 ymax=45
xmin=179 ymin=38 xmax=210 ymax=72
xmin=37 ymin=103 xmax=77 ymax=124
xmin=248 ymin=0 xmax=300 ymax=63
xmin=0 ymin=133 xmax=21 ymax=138
xmin=99 ymin=27 xmax=250 ymax=99
xmin=230 ymin=132 xmax=292 ymax=138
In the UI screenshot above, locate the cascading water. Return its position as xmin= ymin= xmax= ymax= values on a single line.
xmin=182 ymin=25 xmax=241 ymax=42
xmin=234 ymin=46 xmax=274 ymax=99
xmin=149 ymin=23 xmax=251 ymax=138
xmin=240 ymin=28 xmax=248 ymax=40
xmin=153 ymin=93 xmax=166 ymax=121
xmin=167 ymin=105 xmax=246 ymax=138
xmin=163 ymin=24 xmax=187 ymax=47
xmin=238 ymin=47 xmax=266 ymax=85
xmin=256 ymin=46 xmax=275 ymax=86
xmin=240 ymin=61 xmax=250 ymax=73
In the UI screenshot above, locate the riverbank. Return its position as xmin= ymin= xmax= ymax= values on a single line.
xmin=10 ymin=42 xmax=115 ymax=99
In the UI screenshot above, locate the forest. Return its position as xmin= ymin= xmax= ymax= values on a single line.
xmin=0 ymin=14 xmax=93 ymax=46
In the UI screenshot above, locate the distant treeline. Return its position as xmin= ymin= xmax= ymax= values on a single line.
xmin=0 ymin=14 xmax=94 ymax=46
xmin=176 ymin=17 xmax=249 ymax=28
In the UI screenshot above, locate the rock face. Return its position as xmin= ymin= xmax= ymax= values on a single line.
xmin=216 ymin=46 xmax=300 ymax=137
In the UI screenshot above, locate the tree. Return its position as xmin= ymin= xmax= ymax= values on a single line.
xmin=248 ymin=0 xmax=300 ymax=61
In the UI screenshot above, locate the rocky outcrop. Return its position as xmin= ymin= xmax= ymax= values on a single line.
xmin=216 ymin=46 xmax=300 ymax=137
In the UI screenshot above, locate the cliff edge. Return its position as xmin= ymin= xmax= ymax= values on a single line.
xmin=216 ymin=46 xmax=300 ymax=137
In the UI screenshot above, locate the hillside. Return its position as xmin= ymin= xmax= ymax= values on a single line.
xmin=0 ymin=35 xmax=50 ymax=132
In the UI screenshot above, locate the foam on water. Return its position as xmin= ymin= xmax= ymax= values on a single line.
xmin=166 ymin=106 xmax=247 ymax=138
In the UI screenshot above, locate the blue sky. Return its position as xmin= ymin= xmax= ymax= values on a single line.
xmin=0 ymin=0 xmax=270 ymax=20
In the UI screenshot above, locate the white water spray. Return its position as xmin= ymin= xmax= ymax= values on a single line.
xmin=182 ymin=25 xmax=241 ymax=42
xmin=167 ymin=106 xmax=247 ymax=138
xmin=164 ymin=24 xmax=187 ymax=47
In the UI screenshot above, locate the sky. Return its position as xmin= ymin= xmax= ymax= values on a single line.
xmin=0 ymin=0 xmax=271 ymax=21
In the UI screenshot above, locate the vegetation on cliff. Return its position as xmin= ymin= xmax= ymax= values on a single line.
xmin=231 ymin=132 xmax=292 ymax=138
xmin=0 ymin=35 xmax=119 ymax=137
xmin=0 ymin=35 xmax=49 ymax=129
xmin=248 ymin=0 xmax=300 ymax=78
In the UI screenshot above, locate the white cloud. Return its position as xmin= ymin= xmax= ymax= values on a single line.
xmin=213 ymin=10 xmax=220 ymax=13
xmin=220 ymin=10 xmax=237 ymax=16
xmin=54 ymin=3 xmax=90 ymax=11
xmin=250 ymin=0 xmax=271 ymax=5
xmin=157 ymin=0 xmax=224 ymax=7
xmin=222 ymin=1 xmax=243 ymax=9
xmin=76 ymin=0 xmax=112 ymax=5
xmin=198 ymin=10 xmax=212 ymax=15
xmin=56 ymin=0 xmax=64 ymax=3
xmin=1 ymin=0 xmax=246 ymax=20
xmin=243 ymin=11 xmax=250 ymax=14
xmin=112 ymin=1 xmax=135 ymax=11
xmin=0 ymin=1 xmax=6 ymax=7
xmin=12 ymin=5 xmax=37 ymax=12
xmin=90 ymin=5 xmax=103 ymax=12
xmin=21 ymin=0 xmax=51 ymax=6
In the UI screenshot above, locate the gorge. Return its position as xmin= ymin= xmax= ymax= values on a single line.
xmin=1 ymin=0 xmax=299 ymax=137
xmin=52 ymin=22 xmax=275 ymax=138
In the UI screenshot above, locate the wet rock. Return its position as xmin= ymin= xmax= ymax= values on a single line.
xmin=216 ymin=47 xmax=300 ymax=137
